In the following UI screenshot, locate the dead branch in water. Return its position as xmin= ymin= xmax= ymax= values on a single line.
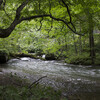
xmin=29 ymin=76 xmax=47 ymax=89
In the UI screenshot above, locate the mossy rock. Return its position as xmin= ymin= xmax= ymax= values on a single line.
xmin=0 ymin=49 xmax=9 ymax=63
xmin=45 ymin=53 xmax=56 ymax=60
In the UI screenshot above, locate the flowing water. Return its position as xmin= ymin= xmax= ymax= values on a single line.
xmin=0 ymin=57 xmax=100 ymax=100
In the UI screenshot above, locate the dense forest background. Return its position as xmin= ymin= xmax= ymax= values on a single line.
xmin=0 ymin=0 xmax=100 ymax=65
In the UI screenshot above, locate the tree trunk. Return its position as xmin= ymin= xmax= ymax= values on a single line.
xmin=64 ymin=35 xmax=67 ymax=50
xmin=88 ymin=15 xmax=95 ymax=64
xmin=73 ymin=33 xmax=77 ymax=54
xmin=79 ymin=36 xmax=82 ymax=54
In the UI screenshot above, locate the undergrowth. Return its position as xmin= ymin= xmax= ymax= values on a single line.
xmin=65 ymin=53 xmax=100 ymax=65
xmin=0 ymin=73 xmax=66 ymax=100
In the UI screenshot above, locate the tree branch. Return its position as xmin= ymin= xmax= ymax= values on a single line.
xmin=37 ymin=17 xmax=43 ymax=31
xmin=61 ymin=0 xmax=72 ymax=23
xmin=61 ymin=0 xmax=76 ymax=32
xmin=0 ymin=0 xmax=29 ymax=38
xmin=0 ymin=0 xmax=84 ymax=38
xmin=48 ymin=19 xmax=53 ymax=34
xmin=49 ymin=15 xmax=83 ymax=35
xmin=15 ymin=0 xmax=29 ymax=20
xmin=29 ymin=76 xmax=47 ymax=89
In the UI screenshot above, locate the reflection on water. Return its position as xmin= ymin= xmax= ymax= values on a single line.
xmin=0 ymin=57 xmax=100 ymax=99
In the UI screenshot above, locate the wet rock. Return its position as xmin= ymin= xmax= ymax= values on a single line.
xmin=45 ymin=53 xmax=56 ymax=60
xmin=20 ymin=57 xmax=31 ymax=61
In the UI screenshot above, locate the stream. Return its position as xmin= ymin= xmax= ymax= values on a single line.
xmin=0 ymin=57 xmax=100 ymax=99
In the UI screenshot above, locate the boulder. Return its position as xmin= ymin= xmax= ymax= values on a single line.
xmin=45 ymin=53 xmax=56 ymax=60
xmin=0 ymin=49 xmax=9 ymax=63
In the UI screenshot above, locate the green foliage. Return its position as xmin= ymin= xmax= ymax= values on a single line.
xmin=0 ymin=84 xmax=61 ymax=100
xmin=0 ymin=73 xmax=63 ymax=100
xmin=0 ymin=0 xmax=100 ymax=65
xmin=95 ymin=54 xmax=100 ymax=65
xmin=65 ymin=53 xmax=91 ymax=65
xmin=0 ymin=37 xmax=20 ymax=54
xmin=0 ymin=49 xmax=9 ymax=55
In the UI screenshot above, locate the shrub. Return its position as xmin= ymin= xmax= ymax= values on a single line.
xmin=65 ymin=53 xmax=91 ymax=65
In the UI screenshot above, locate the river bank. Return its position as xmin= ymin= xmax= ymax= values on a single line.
xmin=9 ymin=52 xmax=100 ymax=66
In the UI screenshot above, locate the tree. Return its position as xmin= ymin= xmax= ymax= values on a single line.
xmin=0 ymin=0 xmax=100 ymax=64
xmin=0 ymin=0 xmax=84 ymax=38
xmin=77 ymin=0 xmax=100 ymax=64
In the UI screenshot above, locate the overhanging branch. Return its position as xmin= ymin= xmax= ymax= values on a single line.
xmin=61 ymin=0 xmax=76 ymax=32
xmin=20 ymin=14 xmax=83 ymax=35
xmin=61 ymin=0 xmax=72 ymax=23
xmin=0 ymin=0 xmax=84 ymax=38
xmin=0 ymin=0 xmax=29 ymax=38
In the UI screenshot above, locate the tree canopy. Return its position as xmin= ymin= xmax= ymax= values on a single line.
xmin=0 ymin=0 xmax=95 ymax=38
